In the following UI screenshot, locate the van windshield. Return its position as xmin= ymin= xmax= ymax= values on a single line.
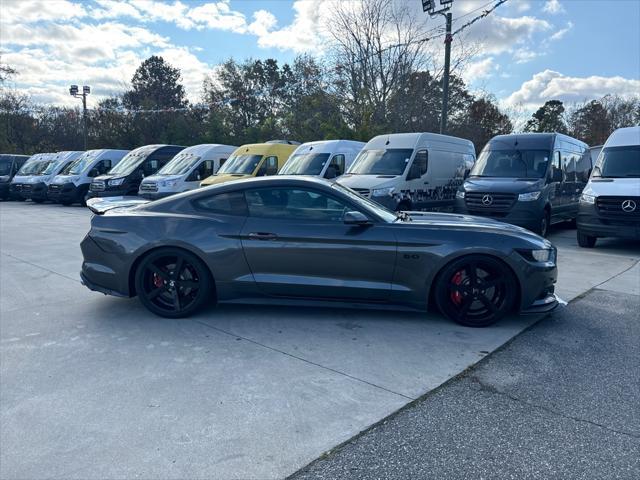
xmin=158 ymin=153 xmax=201 ymax=175
xmin=108 ymin=150 xmax=150 ymax=176
xmin=280 ymin=153 xmax=330 ymax=175
xmin=66 ymin=151 xmax=97 ymax=174
xmin=17 ymin=159 xmax=47 ymax=175
xmin=347 ymin=149 xmax=413 ymax=176
xmin=593 ymin=146 xmax=640 ymax=178
xmin=0 ymin=157 xmax=12 ymax=175
xmin=470 ymin=149 xmax=550 ymax=178
xmin=217 ymin=154 xmax=262 ymax=175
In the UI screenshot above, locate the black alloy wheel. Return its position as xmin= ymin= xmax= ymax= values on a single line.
xmin=135 ymin=248 xmax=212 ymax=318
xmin=435 ymin=255 xmax=517 ymax=327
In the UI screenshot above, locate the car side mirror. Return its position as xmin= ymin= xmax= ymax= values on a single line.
xmin=343 ymin=211 xmax=371 ymax=226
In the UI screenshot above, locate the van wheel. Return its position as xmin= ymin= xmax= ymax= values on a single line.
xmin=538 ymin=210 xmax=550 ymax=237
xmin=577 ymin=231 xmax=597 ymax=248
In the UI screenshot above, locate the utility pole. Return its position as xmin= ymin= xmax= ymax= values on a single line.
xmin=422 ymin=0 xmax=454 ymax=134
xmin=69 ymin=85 xmax=90 ymax=150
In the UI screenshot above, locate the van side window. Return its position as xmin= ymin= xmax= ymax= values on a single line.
xmin=259 ymin=156 xmax=278 ymax=176
xmin=94 ymin=159 xmax=111 ymax=175
xmin=325 ymin=154 xmax=345 ymax=179
xmin=192 ymin=191 xmax=248 ymax=216
xmin=551 ymin=151 xmax=562 ymax=181
xmin=407 ymin=150 xmax=428 ymax=180
xmin=219 ymin=158 xmax=227 ymax=167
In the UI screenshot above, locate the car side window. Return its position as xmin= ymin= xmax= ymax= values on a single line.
xmin=325 ymin=154 xmax=345 ymax=178
xmin=192 ymin=191 xmax=248 ymax=216
xmin=407 ymin=150 xmax=428 ymax=180
xmin=245 ymin=188 xmax=354 ymax=222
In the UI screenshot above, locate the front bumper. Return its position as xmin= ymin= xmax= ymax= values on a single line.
xmin=577 ymin=202 xmax=640 ymax=239
xmin=88 ymin=187 xmax=131 ymax=198
xmin=48 ymin=182 xmax=88 ymax=204
xmin=455 ymin=197 xmax=542 ymax=232
xmin=139 ymin=191 xmax=175 ymax=201
xmin=19 ymin=181 xmax=48 ymax=200
xmin=0 ymin=182 xmax=10 ymax=199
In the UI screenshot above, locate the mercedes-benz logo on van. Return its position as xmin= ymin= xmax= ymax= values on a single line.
xmin=482 ymin=194 xmax=493 ymax=206
xmin=621 ymin=199 xmax=637 ymax=213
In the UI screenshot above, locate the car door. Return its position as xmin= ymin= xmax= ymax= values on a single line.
xmin=240 ymin=186 xmax=397 ymax=301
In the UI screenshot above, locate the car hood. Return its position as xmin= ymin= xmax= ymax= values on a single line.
xmin=201 ymin=174 xmax=250 ymax=186
xmin=584 ymin=178 xmax=640 ymax=197
xmin=405 ymin=211 xmax=549 ymax=246
xmin=338 ymin=174 xmax=399 ymax=190
xmin=463 ymin=177 xmax=543 ymax=194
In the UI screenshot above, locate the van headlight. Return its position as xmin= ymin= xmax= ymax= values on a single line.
xmin=580 ymin=193 xmax=596 ymax=204
xmin=518 ymin=191 xmax=541 ymax=201
xmin=455 ymin=190 xmax=465 ymax=199
xmin=108 ymin=177 xmax=125 ymax=186
xmin=372 ymin=187 xmax=395 ymax=197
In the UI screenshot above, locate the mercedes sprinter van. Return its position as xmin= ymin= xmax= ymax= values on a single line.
xmin=454 ymin=133 xmax=590 ymax=236
xmin=89 ymin=144 xmax=185 ymax=198
xmin=200 ymin=140 xmax=299 ymax=187
xmin=139 ymin=144 xmax=236 ymax=200
xmin=577 ymin=126 xmax=640 ymax=247
xmin=337 ymin=132 xmax=475 ymax=212
xmin=48 ymin=149 xmax=130 ymax=205
xmin=279 ymin=140 xmax=365 ymax=179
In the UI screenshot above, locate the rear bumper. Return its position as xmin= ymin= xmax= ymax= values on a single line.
xmin=455 ymin=197 xmax=542 ymax=232
xmin=80 ymin=234 xmax=132 ymax=297
xmin=577 ymin=203 xmax=640 ymax=239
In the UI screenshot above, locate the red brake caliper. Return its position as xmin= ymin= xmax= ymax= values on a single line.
xmin=153 ymin=273 xmax=164 ymax=289
xmin=450 ymin=270 xmax=464 ymax=305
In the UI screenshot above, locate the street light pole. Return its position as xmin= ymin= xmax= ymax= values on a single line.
xmin=69 ymin=85 xmax=90 ymax=150
xmin=440 ymin=12 xmax=452 ymax=134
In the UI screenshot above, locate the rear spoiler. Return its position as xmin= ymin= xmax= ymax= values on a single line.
xmin=86 ymin=196 xmax=150 ymax=215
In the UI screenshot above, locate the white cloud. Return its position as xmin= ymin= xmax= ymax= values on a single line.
xmin=186 ymin=1 xmax=247 ymax=32
xmin=549 ymin=21 xmax=573 ymax=41
xmin=504 ymin=70 xmax=640 ymax=109
xmin=543 ymin=0 xmax=565 ymax=15
xmin=464 ymin=57 xmax=496 ymax=81
xmin=512 ymin=48 xmax=542 ymax=64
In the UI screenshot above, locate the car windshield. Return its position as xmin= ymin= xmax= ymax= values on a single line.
xmin=470 ymin=149 xmax=550 ymax=178
xmin=158 ymin=153 xmax=201 ymax=175
xmin=108 ymin=149 xmax=150 ymax=175
xmin=217 ymin=154 xmax=263 ymax=175
xmin=0 ymin=158 xmax=11 ymax=175
xmin=280 ymin=153 xmax=331 ymax=175
xmin=66 ymin=151 xmax=98 ymax=175
xmin=347 ymin=149 xmax=413 ymax=176
xmin=332 ymin=182 xmax=397 ymax=223
xmin=593 ymin=146 xmax=640 ymax=178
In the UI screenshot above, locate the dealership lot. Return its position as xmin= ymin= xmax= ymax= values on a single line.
xmin=1 ymin=201 xmax=639 ymax=479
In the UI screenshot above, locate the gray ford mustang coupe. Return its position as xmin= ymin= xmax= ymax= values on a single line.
xmin=81 ymin=176 xmax=560 ymax=327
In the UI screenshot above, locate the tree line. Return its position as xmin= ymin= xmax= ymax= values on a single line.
xmin=1 ymin=0 xmax=638 ymax=155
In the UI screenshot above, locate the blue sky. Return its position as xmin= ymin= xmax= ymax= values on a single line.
xmin=1 ymin=0 xmax=639 ymax=114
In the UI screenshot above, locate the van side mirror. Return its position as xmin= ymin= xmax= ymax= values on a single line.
xmin=343 ymin=211 xmax=371 ymax=226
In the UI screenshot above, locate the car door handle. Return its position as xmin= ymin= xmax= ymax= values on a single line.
xmin=248 ymin=232 xmax=278 ymax=241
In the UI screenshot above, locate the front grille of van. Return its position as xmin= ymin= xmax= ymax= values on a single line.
xmin=21 ymin=184 xmax=32 ymax=194
xmin=465 ymin=192 xmax=517 ymax=214
xmin=91 ymin=180 xmax=105 ymax=192
xmin=140 ymin=182 xmax=158 ymax=192
xmin=352 ymin=188 xmax=371 ymax=198
xmin=596 ymin=196 xmax=640 ymax=220
xmin=48 ymin=184 xmax=61 ymax=194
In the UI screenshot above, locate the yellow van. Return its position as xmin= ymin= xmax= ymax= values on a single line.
xmin=200 ymin=141 xmax=299 ymax=187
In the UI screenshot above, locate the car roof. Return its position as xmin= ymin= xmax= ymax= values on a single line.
xmin=604 ymin=126 xmax=640 ymax=148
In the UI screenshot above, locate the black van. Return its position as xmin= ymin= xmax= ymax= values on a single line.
xmin=88 ymin=144 xmax=185 ymax=198
xmin=454 ymin=133 xmax=591 ymax=236
xmin=0 ymin=154 xmax=30 ymax=200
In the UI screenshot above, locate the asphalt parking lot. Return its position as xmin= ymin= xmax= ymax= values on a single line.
xmin=1 ymin=201 xmax=639 ymax=479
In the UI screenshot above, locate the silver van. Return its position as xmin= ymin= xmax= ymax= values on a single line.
xmin=279 ymin=140 xmax=365 ymax=179
xmin=14 ymin=151 xmax=84 ymax=203
xmin=338 ymin=132 xmax=475 ymax=211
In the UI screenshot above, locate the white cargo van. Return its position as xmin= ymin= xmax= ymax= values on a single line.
xmin=577 ymin=126 xmax=640 ymax=247
xmin=139 ymin=143 xmax=236 ymax=200
xmin=9 ymin=153 xmax=56 ymax=200
xmin=337 ymin=132 xmax=475 ymax=211
xmin=48 ymin=149 xmax=130 ymax=205
xmin=16 ymin=151 xmax=83 ymax=202
xmin=279 ymin=140 xmax=365 ymax=179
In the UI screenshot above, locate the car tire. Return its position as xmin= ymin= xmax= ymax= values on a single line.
xmin=537 ymin=210 xmax=550 ymax=237
xmin=577 ymin=231 xmax=597 ymax=248
xmin=135 ymin=248 xmax=213 ymax=318
xmin=434 ymin=255 xmax=518 ymax=328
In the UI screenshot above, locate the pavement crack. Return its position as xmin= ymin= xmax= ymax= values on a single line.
xmin=191 ymin=318 xmax=414 ymax=401
xmin=0 ymin=252 xmax=80 ymax=284
xmin=470 ymin=376 xmax=640 ymax=440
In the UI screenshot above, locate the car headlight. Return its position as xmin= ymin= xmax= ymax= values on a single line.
xmin=531 ymin=249 xmax=551 ymax=262
xmin=580 ymin=193 xmax=596 ymax=204
xmin=518 ymin=191 xmax=541 ymax=201
xmin=455 ymin=190 xmax=465 ymax=199
xmin=372 ymin=187 xmax=395 ymax=197
xmin=108 ymin=177 xmax=125 ymax=186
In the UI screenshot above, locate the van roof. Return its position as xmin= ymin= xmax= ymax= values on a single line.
xmin=130 ymin=144 xmax=185 ymax=154
xmin=364 ymin=132 xmax=474 ymax=152
xmin=178 ymin=144 xmax=237 ymax=156
xmin=604 ymin=126 xmax=640 ymax=148
xmin=487 ymin=132 xmax=588 ymax=150
xmin=291 ymin=139 xmax=366 ymax=155
xmin=231 ymin=142 xmax=299 ymax=157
